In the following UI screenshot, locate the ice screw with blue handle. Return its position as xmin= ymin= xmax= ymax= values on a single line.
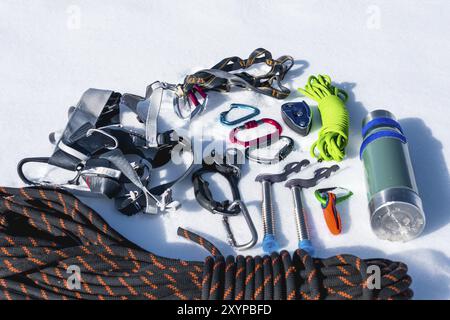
xmin=285 ymin=165 xmax=340 ymax=256
xmin=255 ymin=161 xmax=309 ymax=254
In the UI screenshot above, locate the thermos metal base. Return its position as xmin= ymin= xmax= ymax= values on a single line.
xmin=369 ymin=187 xmax=426 ymax=242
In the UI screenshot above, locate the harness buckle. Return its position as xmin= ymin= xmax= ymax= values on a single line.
xmin=281 ymin=101 xmax=313 ymax=136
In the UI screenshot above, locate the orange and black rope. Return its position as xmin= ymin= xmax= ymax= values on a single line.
xmin=0 ymin=186 xmax=413 ymax=300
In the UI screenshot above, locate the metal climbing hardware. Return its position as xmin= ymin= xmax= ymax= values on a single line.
xmin=285 ymin=165 xmax=340 ymax=255
xmin=255 ymin=160 xmax=310 ymax=254
xmin=314 ymin=187 xmax=353 ymax=235
xmin=281 ymin=101 xmax=312 ymax=136
xmin=192 ymin=149 xmax=258 ymax=250
xmin=229 ymin=118 xmax=283 ymax=148
xmin=173 ymin=84 xmax=208 ymax=120
xmin=220 ymin=104 xmax=260 ymax=126
xmin=245 ymin=136 xmax=294 ymax=164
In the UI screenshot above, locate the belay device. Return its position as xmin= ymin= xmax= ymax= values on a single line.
xmin=281 ymin=101 xmax=312 ymax=136
xmin=18 ymin=84 xmax=194 ymax=215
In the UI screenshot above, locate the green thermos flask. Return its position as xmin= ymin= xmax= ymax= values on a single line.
xmin=360 ymin=110 xmax=425 ymax=241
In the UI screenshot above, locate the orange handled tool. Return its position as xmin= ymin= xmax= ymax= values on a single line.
xmin=314 ymin=187 xmax=352 ymax=235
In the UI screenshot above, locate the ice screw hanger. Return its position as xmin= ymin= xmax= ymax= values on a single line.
xmin=314 ymin=187 xmax=353 ymax=235
xmin=255 ymin=160 xmax=310 ymax=254
xmin=285 ymin=165 xmax=340 ymax=256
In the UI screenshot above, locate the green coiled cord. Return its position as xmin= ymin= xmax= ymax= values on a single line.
xmin=298 ymin=75 xmax=349 ymax=162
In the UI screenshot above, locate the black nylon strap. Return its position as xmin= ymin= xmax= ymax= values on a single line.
xmin=182 ymin=48 xmax=294 ymax=99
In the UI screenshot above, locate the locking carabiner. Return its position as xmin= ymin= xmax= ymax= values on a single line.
xmin=314 ymin=187 xmax=353 ymax=235
xmin=220 ymin=104 xmax=260 ymax=126
xmin=245 ymin=136 xmax=294 ymax=164
xmin=229 ymin=118 xmax=283 ymax=147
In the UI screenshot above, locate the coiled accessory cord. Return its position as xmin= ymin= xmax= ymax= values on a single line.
xmin=298 ymin=75 xmax=350 ymax=162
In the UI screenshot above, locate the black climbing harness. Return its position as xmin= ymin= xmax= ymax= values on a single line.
xmin=192 ymin=149 xmax=258 ymax=250
xmin=18 ymin=87 xmax=194 ymax=215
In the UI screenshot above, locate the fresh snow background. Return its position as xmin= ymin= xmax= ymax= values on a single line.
xmin=1 ymin=0 xmax=449 ymax=299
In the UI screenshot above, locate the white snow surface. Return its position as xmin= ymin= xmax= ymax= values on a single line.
xmin=1 ymin=0 xmax=449 ymax=299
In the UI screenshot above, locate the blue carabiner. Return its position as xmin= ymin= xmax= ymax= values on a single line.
xmin=220 ymin=104 xmax=260 ymax=126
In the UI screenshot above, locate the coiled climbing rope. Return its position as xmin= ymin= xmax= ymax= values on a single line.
xmin=298 ymin=75 xmax=350 ymax=162
xmin=0 ymin=186 xmax=413 ymax=300
xmin=178 ymin=228 xmax=413 ymax=300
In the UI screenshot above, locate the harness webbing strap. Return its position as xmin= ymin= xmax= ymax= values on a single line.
xmin=99 ymin=149 xmax=158 ymax=213
xmin=18 ymin=87 xmax=193 ymax=215
xmin=0 ymin=187 xmax=414 ymax=300
xmin=141 ymin=82 xmax=165 ymax=147
xmin=182 ymin=48 xmax=294 ymax=99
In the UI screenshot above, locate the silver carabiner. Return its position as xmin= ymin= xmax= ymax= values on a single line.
xmin=222 ymin=200 xmax=258 ymax=250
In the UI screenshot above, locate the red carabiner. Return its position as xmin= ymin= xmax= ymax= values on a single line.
xmin=174 ymin=85 xmax=208 ymax=119
xmin=229 ymin=118 xmax=283 ymax=147
xmin=187 ymin=85 xmax=207 ymax=107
